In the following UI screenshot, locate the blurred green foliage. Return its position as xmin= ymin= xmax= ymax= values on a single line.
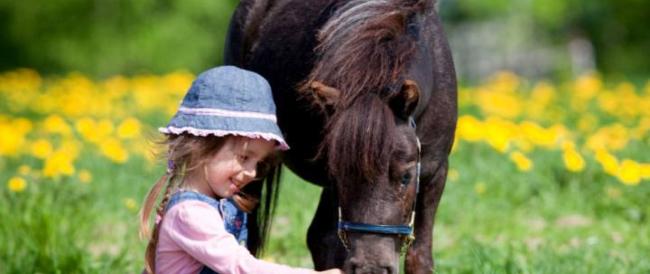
xmin=441 ymin=0 xmax=650 ymax=77
xmin=0 ymin=0 xmax=238 ymax=77
xmin=0 ymin=0 xmax=647 ymax=77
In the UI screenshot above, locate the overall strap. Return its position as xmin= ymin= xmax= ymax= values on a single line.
xmin=165 ymin=191 xmax=222 ymax=213
xmin=164 ymin=190 xmax=249 ymax=245
xmin=160 ymin=191 xmax=249 ymax=274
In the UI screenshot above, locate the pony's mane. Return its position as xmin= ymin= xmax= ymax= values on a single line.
xmin=302 ymin=0 xmax=428 ymax=182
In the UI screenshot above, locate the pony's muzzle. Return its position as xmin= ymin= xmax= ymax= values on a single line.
xmin=347 ymin=259 xmax=396 ymax=274
xmin=344 ymin=234 xmax=400 ymax=274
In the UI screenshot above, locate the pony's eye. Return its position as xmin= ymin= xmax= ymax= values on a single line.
xmin=401 ymin=172 xmax=412 ymax=185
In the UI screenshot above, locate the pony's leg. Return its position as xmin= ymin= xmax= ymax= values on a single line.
xmin=307 ymin=187 xmax=347 ymax=270
xmin=405 ymin=160 xmax=448 ymax=274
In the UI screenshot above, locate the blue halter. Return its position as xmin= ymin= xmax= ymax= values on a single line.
xmin=337 ymin=117 xmax=421 ymax=253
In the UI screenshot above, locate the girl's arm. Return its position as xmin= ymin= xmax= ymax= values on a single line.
xmin=166 ymin=201 xmax=333 ymax=274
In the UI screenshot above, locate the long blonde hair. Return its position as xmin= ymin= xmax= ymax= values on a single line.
xmin=139 ymin=134 xmax=262 ymax=274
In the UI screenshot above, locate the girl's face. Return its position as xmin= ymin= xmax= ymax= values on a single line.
xmin=193 ymin=137 xmax=275 ymax=199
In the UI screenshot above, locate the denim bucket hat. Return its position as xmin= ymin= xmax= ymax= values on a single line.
xmin=159 ymin=66 xmax=289 ymax=150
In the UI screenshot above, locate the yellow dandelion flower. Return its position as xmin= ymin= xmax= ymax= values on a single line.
xmin=520 ymin=121 xmax=556 ymax=149
xmin=478 ymin=91 xmax=522 ymax=118
xmin=585 ymin=133 xmax=607 ymax=152
xmin=97 ymin=118 xmax=114 ymax=135
xmin=7 ymin=176 xmax=27 ymax=192
xmin=0 ymin=123 xmax=27 ymax=156
xmin=527 ymin=82 xmax=556 ymax=119
xmin=594 ymin=149 xmax=619 ymax=176
xmin=574 ymin=73 xmax=602 ymax=101
xmin=531 ymin=81 xmax=556 ymax=104
xmin=76 ymin=117 xmax=100 ymax=142
xmin=614 ymin=83 xmax=640 ymax=118
xmin=43 ymin=151 xmax=76 ymax=177
xmin=474 ymin=182 xmax=487 ymax=195
xmin=586 ymin=124 xmax=629 ymax=152
xmin=59 ymin=138 xmax=81 ymax=160
xmin=124 ymin=198 xmax=138 ymax=211
xmin=561 ymin=140 xmax=576 ymax=150
xmin=509 ymin=151 xmax=533 ymax=172
xmin=18 ymin=165 xmax=31 ymax=175
xmin=30 ymin=139 xmax=53 ymax=159
xmin=617 ymin=159 xmax=641 ymax=186
xmin=490 ymin=71 xmax=520 ymax=94
xmin=60 ymin=89 xmax=92 ymax=117
xmin=78 ymin=169 xmax=92 ymax=184
xmin=635 ymin=117 xmax=650 ymax=138
xmin=14 ymin=118 xmax=33 ymax=134
xmin=603 ymin=124 xmax=629 ymax=151
xmin=163 ymin=71 xmax=194 ymax=93
xmin=100 ymin=138 xmax=129 ymax=163
xmin=117 ymin=117 xmax=141 ymax=139
xmin=597 ymin=92 xmax=619 ymax=114
xmin=641 ymin=163 xmax=650 ymax=180
xmin=133 ymin=77 xmax=161 ymax=113
xmin=43 ymin=115 xmax=72 ymax=135
xmin=103 ymin=75 xmax=129 ymax=97
xmin=456 ymin=115 xmax=483 ymax=142
xmin=640 ymin=98 xmax=650 ymax=118
xmin=563 ymin=148 xmax=585 ymax=172
xmin=484 ymin=117 xmax=514 ymax=153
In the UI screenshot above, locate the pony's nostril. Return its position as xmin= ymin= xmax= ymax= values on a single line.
xmin=376 ymin=266 xmax=394 ymax=274
xmin=350 ymin=265 xmax=393 ymax=274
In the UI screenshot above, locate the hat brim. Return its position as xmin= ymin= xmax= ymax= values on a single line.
xmin=159 ymin=113 xmax=289 ymax=151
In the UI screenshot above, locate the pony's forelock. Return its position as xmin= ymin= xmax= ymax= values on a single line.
xmin=324 ymin=94 xmax=396 ymax=183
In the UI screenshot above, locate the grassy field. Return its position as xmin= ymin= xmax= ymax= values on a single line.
xmin=1 ymin=69 xmax=649 ymax=273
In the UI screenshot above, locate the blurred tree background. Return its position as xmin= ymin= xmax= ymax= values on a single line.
xmin=0 ymin=0 xmax=238 ymax=77
xmin=440 ymin=0 xmax=650 ymax=82
xmin=0 ymin=0 xmax=648 ymax=80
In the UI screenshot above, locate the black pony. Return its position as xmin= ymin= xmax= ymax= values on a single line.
xmin=225 ymin=0 xmax=457 ymax=273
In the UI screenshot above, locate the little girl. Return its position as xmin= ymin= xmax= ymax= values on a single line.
xmin=140 ymin=66 xmax=341 ymax=274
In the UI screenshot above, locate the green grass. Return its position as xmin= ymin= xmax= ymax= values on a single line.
xmin=1 ymin=141 xmax=649 ymax=273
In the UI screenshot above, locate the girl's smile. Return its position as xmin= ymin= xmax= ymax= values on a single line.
xmin=228 ymin=178 xmax=242 ymax=194
xmin=185 ymin=137 xmax=275 ymax=199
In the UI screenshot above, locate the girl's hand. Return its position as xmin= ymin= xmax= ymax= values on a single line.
xmin=316 ymin=269 xmax=343 ymax=274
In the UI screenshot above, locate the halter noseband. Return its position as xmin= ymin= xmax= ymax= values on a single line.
xmin=337 ymin=117 xmax=421 ymax=254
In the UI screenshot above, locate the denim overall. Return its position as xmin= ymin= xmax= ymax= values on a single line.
xmin=165 ymin=191 xmax=248 ymax=274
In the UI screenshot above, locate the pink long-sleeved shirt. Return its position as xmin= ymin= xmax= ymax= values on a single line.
xmin=155 ymin=200 xmax=313 ymax=274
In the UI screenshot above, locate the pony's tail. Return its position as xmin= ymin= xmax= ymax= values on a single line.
xmin=139 ymin=173 xmax=174 ymax=274
xmin=245 ymin=166 xmax=282 ymax=256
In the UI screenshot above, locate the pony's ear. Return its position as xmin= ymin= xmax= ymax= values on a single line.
xmin=390 ymin=79 xmax=420 ymax=118
xmin=310 ymin=81 xmax=341 ymax=105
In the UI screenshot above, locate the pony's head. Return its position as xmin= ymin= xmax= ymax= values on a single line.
xmin=300 ymin=0 xmax=432 ymax=272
